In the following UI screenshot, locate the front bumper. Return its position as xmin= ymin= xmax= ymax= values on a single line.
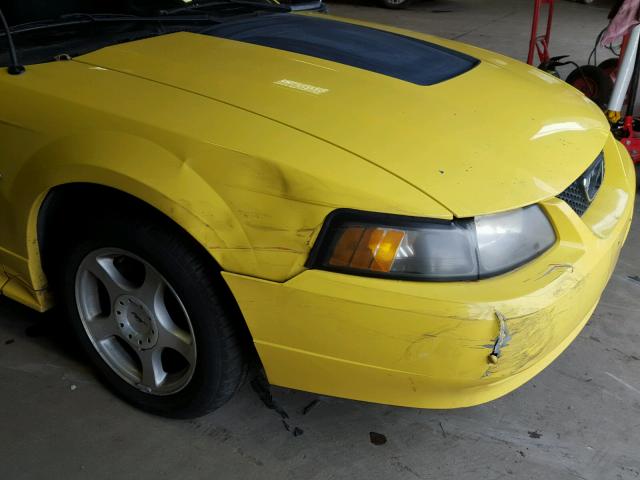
xmin=223 ymin=138 xmax=635 ymax=408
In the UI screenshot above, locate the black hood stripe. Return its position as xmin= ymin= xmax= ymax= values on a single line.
xmin=205 ymin=14 xmax=478 ymax=86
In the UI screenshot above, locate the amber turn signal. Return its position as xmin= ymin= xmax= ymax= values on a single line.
xmin=328 ymin=227 xmax=405 ymax=272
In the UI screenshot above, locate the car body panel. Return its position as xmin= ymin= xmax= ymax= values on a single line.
xmin=223 ymin=137 xmax=634 ymax=407
xmin=0 ymin=51 xmax=446 ymax=307
xmin=74 ymin=14 xmax=610 ymax=217
xmin=0 ymin=12 xmax=633 ymax=408
xmin=0 ymin=268 xmax=8 ymax=292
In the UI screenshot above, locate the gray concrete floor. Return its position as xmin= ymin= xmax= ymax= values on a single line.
xmin=329 ymin=0 xmax=617 ymax=67
xmin=2 ymin=1 xmax=640 ymax=479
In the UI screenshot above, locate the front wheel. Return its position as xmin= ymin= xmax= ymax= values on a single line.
xmin=54 ymin=210 xmax=248 ymax=418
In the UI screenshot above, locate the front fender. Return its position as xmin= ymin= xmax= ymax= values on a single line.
xmin=0 ymin=58 xmax=451 ymax=309
xmin=11 ymin=131 xmax=260 ymax=294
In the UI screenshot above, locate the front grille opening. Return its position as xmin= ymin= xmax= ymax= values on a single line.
xmin=557 ymin=152 xmax=605 ymax=216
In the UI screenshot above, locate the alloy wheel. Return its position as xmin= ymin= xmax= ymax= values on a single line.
xmin=75 ymin=248 xmax=197 ymax=395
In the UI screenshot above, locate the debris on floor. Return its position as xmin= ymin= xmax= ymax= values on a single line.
xmin=250 ymin=373 xmax=304 ymax=437
xmin=301 ymin=399 xmax=320 ymax=416
xmin=439 ymin=422 xmax=447 ymax=438
xmin=369 ymin=432 xmax=387 ymax=446
xmin=250 ymin=374 xmax=289 ymax=420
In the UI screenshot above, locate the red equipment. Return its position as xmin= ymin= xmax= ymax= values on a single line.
xmin=605 ymin=31 xmax=640 ymax=165
xmin=527 ymin=0 xmax=640 ymax=172
xmin=527 ymin=0 xmax=555 ymax=66
xmin=618 ymin=116 xmax=640 ymax=163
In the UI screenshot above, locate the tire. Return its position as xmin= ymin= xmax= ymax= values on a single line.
xmin=598 ymin=58 xmax=619 ymax=82
xmin=566 ymin=65 xmax=614 ymax=109
xmin=53 ymin=209 xmax=247 ymax=418
xmin=378 ymin=0 xmax=413 ymax=9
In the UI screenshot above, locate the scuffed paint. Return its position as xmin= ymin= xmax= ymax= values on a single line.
xmin=538 ymin=263 xmax=575 ymax=279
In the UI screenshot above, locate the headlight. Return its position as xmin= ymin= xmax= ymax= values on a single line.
xmin=307 ymin=206 xmax=556 ymax=281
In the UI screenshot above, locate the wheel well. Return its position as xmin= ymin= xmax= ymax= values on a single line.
xmin=38 ymin=183 xmax=206 ymax=274
xmin=37 ymin=183 xmax=260 ymax=380
xmin=37 ymin=183 xmax=255 ymax=349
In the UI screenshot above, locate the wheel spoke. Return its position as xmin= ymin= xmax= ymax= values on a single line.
xmin=150 ymin=280 xmax=196 ymax=364
xmin=84 ymin=255 xmax=129 ymax=299
xmin=156 ymin=320 xmax=196 ymax=365
xmin=139 ymin=349 xmax=166 ymax=389
xmin=84 ymin=315 xmax=119 ymax=342
xmin=134 ymin=265 xmax=165 ymax=309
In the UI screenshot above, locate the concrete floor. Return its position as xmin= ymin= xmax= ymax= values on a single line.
xmin=2 ymin=1 xmax=640 ymax=479
xmin=329 ymin=0 xmax=617 ymax=67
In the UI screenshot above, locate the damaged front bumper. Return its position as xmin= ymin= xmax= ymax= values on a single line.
xmin=222 ymin=139 xmax=635 ymax=409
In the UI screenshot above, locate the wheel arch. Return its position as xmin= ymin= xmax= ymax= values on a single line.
xmin=37 ymin=182 xmax=220 ymax=273
xmin=33 ymin=182 xmax=243 ymax=309
xmin=5 ymin=130 xmax=259 ymax=309
xmin=34 ymin=181 xmax=258 ymax=367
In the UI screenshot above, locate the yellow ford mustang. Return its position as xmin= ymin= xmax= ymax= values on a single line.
xmin=0 ymin=1 xmax=634 ymax=417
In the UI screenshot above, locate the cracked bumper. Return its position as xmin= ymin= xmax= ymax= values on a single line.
xmin=223 ymin=140 xmax=635 ymax=408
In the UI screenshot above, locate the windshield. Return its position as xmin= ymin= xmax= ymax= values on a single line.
xmin=0 ymin=0 xmax=286 ymax=67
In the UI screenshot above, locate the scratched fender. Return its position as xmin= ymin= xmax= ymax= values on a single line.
xmin=222 ymin=138 xmax=634 ymax=408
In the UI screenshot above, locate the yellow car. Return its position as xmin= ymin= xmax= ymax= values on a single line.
xmin=0 ymin=2 xmax=634 ymax=418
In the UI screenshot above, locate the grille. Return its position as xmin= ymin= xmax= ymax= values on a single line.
xmin=557 ymin=182 xmax=591 ymax=216
xmin=557 ymin=153 xmax=605 ymax=216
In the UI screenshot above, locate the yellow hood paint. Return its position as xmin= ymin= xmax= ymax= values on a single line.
xmin=75 ymin=17 xmax=610 ymax=216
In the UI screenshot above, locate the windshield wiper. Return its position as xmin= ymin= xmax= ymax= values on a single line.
xmin=161 ymin=0 xmax=290 ymax=15
xmin=1 ymin=13 xmax=222 ymax=37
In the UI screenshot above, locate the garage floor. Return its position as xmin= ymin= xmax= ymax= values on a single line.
xmin=1 ymin=1 xmax=639 ymax=479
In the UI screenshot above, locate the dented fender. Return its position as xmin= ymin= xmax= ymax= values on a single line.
xmin=223 ymin=168 xmax=634 ymax=408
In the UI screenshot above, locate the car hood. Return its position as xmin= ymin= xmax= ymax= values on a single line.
xmin=75 ymin=14 xmax=611 ymax=217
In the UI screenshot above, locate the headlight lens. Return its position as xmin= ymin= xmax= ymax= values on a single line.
xmin=307 ymin=206 xmax=556 ymax=281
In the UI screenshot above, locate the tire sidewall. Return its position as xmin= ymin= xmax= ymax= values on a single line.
xmin=57 ymin=216 xmax=236 ymax=418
